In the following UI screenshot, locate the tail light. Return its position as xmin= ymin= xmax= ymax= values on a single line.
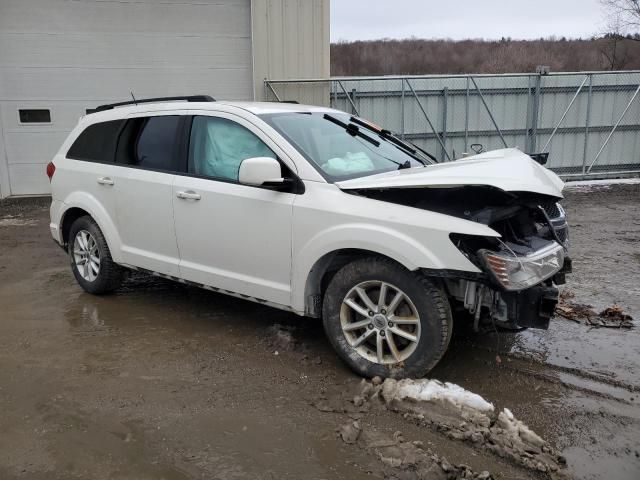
xmin=46 ymin=162 xmax=56 ymax=182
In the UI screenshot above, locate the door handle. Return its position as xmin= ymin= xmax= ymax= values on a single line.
xmin=176 ymin=190 xmax=201 ymax=201
xmin=97 ymin=177 xmax=114 ymax=186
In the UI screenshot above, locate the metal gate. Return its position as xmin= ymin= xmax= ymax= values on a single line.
xmin=265 ymin=71 xmax=640 ymax=179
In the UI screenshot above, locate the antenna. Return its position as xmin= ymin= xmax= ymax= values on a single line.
xmin=130 ymin=91 xmax=138 ymax=105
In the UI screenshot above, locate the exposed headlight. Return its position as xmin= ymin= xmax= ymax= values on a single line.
xmin=479 ymin=242 xmax=565 ymax=291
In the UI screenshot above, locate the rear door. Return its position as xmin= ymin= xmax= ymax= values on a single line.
xmin=172 ymin=113 xmax=296 ymax=306
xmin=112 ymin=114 xmax=183 ymax=276
xmin=62 ymin=119 xmax=124 ymax=237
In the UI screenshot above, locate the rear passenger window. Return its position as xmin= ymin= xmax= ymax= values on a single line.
xmin=67 ymin=120 xmax=124 ymax=162
xmin=133 ymin=116 xmax=181 ymax=171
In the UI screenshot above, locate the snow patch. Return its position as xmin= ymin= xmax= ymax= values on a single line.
xmin=0 ymin=217 xmax=37 ymax=227
xmin=385 ymin=378 xmax=494 ymax=413
xmin=564 ymin=177 xmax=640 ymax=190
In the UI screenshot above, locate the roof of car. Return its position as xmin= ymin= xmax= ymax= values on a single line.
xmin=81 ymin=100 xmax=340 ymax=123
xmin=218 ymin=101 xmax=338 ymax=115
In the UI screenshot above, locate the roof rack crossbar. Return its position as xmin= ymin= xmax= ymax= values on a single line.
xmin=92 ymin=95 xmax=215 ymax=112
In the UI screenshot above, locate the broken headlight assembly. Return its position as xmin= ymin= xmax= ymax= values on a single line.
xmin=478 ymin=242 xmax=565 ymax=291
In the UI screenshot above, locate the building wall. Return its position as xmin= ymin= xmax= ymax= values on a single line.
xmin=0 ymin=0 xmax=330 ymax=197
xmin=0 ymin=108 xmax=8 ymax=198
xmin=0 ymin=0 xmax=255 ymax=197
xmin=251 ymin=0 xmax=330 ymax=102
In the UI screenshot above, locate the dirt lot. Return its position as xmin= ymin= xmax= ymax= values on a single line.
xmin=0 ymin=184 xmax=638 ymax=480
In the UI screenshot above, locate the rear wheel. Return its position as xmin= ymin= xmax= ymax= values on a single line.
xmin=322 ymin=257 xmax=452 ymax=379
xmin=68 ymin=216 xmax=122 ymax=294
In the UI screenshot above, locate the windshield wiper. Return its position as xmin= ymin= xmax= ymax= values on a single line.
xmin=349 ymin=116 xmax=437 ymax=164
xmin=404 ymin=139 xmax=438 ymax=163
xmin=323 ymin=114 xmax=380 ymax=147
xmin=324 ymin=114 xmax=409 ymax=170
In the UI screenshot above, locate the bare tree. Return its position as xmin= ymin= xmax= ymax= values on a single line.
xmin=600 ymin=15 xmax=631 ymax=69
xmin=601 ymin=0 xmax=640 ymax=36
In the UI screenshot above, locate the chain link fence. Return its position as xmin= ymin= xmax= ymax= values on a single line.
xmin=264 ymin=71 xmax=640 ymax=179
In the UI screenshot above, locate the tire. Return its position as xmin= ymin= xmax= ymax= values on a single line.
xmin=322 ymin=257 xmax=452 ymax=379
xmin=68 ymin=215 xmax=122 ymax=294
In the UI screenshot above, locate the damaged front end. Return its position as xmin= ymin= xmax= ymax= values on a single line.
xmin=354 ymin=185 xmax=571 ymax=331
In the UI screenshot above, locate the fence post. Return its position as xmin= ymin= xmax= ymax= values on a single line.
xmin=337 ymin=80 xmax=360 ymax=116
xmin=442 ymin=87 xmax=449 ymax=161
xmin=401 ymin=79 xmax=406 ymax=139
xmin=350 ymin=89 xmax=357 ymax=115
xmin=525 ymin=76 xmax=533 ymax=152
xmin=529 ymin=73 xmax=542 ymax=152
xmin=464 ymin=77 xmax=470 ymax=153
xmin=582 ymin=74 xmax=593 ymax=175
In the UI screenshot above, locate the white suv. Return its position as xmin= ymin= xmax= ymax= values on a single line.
xmin=48 ymin=95 xmax=570 ymax=378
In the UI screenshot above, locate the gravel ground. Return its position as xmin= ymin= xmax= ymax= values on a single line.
xmin=0 ymin=184 xmax=638 ymax=480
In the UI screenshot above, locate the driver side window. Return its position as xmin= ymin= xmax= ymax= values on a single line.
xmin=188 ymin=116 xmax=276 ymax=182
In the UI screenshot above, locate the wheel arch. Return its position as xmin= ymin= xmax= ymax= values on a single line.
xmin=59 ymin=193 xmax=123 ymax=263
xmin=292 ymin=223 xmax=463 ymax=316
xmin=299 ymin=248 xmax=418 ymax=318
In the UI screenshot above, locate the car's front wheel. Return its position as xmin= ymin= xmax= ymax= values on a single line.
xmin=68 ymin=216 xmax=122 ymax=294
xmin=322 ymin=257 xmax=452 ymax=379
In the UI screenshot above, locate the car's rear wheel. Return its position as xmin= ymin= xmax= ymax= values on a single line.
xmin=322 ymin=257 xmax=452 ymax=379
xmin=68 ymin=216 xmax=122 ymax=294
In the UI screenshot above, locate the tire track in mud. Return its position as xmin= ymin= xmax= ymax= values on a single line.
xmin=456 ymin=340 xmax=638 ymax=394
xmin=432 ymin=335 xmax=640 ymax=480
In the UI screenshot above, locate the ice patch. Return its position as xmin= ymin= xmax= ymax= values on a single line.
xmin=386 ymin=378 xmax=495 ymax=413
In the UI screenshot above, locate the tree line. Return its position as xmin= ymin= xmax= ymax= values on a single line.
xmin=330 ymin=37 xmax=640 ymax=76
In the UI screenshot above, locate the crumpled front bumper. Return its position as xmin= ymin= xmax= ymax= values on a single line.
xmin=501 ymin=285 xmax=559 ymax=329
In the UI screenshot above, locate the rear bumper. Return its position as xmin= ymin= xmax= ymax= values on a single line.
xmin=49 ymin=200 xmax=64 ymax=244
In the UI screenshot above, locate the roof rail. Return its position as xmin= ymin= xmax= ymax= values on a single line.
xmin=89 ymin=95 xmax=215 ymax=113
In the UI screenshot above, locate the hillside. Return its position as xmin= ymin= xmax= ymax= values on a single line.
xmin=331 ymin=37 xmax=640 ymax=75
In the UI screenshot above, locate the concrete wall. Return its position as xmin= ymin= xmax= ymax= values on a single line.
xmin=251 ymin=0 xmax=330 ymax=102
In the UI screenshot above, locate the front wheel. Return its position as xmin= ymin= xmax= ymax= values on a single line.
xmin=322 ymin=257 xmax=452 ymax=379
xmin=68 ymin=216 xmax=122 ymax=294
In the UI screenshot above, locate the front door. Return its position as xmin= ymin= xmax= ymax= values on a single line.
xmin=172 ymin=114 xmax=295 ymax=306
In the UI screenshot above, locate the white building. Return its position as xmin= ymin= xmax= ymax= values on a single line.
xmin=0 ymin=0 xmax=329 ymax=198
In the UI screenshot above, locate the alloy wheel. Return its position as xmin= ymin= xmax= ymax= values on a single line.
xmin=73 ymin=230 xmax=100 ymax=282
xmin=340 ymin=280 xmax=421 ymax=364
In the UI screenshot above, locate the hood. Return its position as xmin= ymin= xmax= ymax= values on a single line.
xmin=336 ymin=148 xmax=564 ymax=198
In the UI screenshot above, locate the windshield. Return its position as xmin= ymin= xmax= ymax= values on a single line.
xmin=260 ymin=112 xmax=433 ymax=181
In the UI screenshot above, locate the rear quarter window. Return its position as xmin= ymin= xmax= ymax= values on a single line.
xmin=66 ymin=120 xmax=125 ymax=163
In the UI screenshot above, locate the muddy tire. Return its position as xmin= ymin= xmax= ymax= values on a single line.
xmin=322 ymin=257 xmax=452 ymax=379
xmin=68 ymin=216 xmax=122 ymax=294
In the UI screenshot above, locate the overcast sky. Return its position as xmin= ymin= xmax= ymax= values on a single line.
xmin=331 ymin=0 xmax=606 ymax=42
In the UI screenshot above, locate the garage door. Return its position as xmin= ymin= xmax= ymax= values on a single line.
xmin=0 ymin=0 xmax=253 ymax=197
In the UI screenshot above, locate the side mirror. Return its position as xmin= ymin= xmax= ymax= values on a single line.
xmin=238 ymin=157 xmax=283 ymax=186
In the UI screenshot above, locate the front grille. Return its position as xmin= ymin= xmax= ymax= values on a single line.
xmin=541 ymin=202 xmax=561 ymax=219
xmin=555 ymin=224 xmax=569 ymax=243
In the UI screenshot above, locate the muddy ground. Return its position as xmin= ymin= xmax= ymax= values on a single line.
xmin=0 ymin=183 xmax=638 ymax=480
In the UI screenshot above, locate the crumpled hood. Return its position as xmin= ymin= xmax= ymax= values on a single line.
xmin=336 ymin=148 xmax=564 ymax=198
